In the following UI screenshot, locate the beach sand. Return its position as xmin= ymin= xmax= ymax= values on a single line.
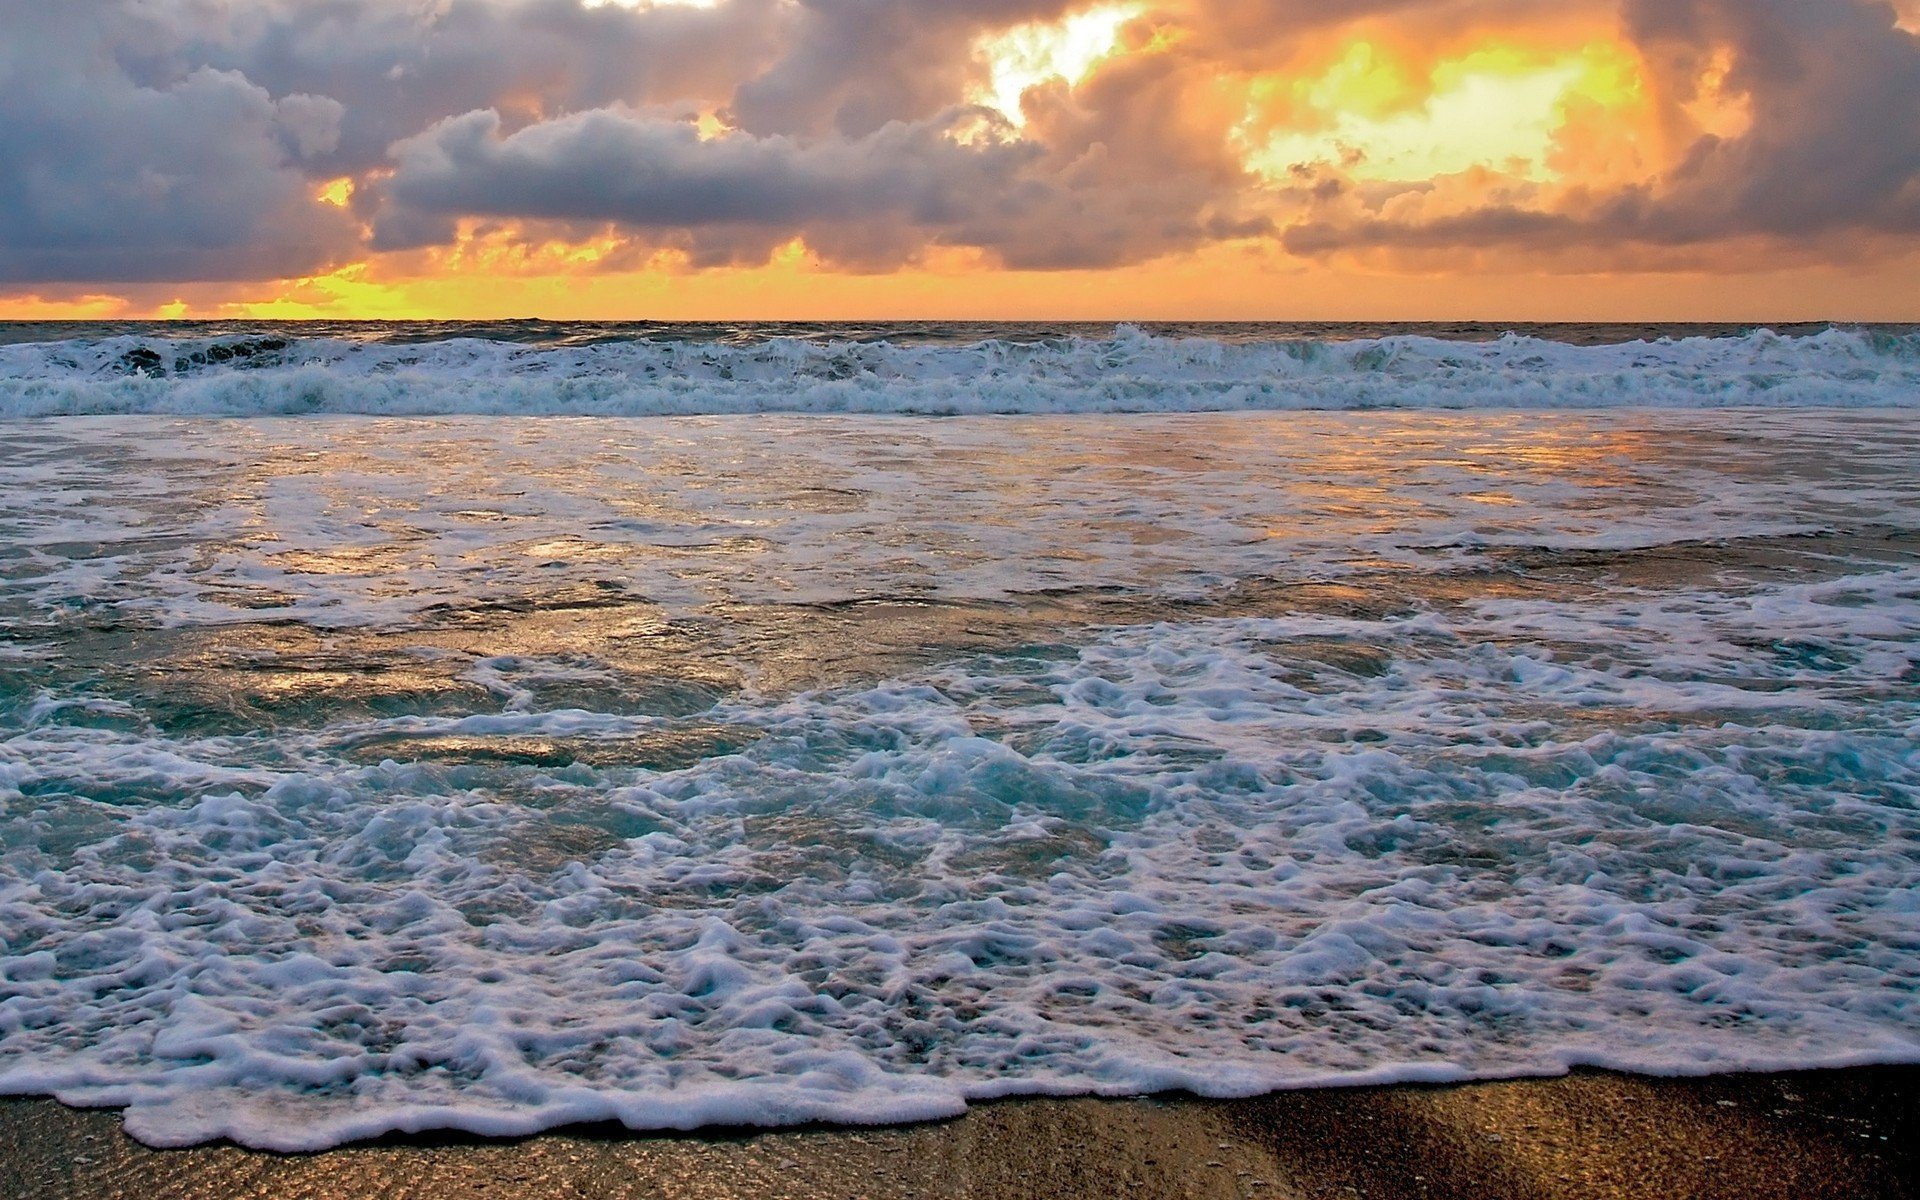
xmin=2 ymin=1066 xmax=1913 ymax=1199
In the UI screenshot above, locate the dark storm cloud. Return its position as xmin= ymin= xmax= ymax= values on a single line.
xmin=168 ymin=0 xmax=791 ymax=174
xmin=0 ymin=0 xmax=359 ymax=283
xmin=369 ymin=84 xmax=1260 ymax=270
xmin=371 ymin=107 xmax=1039 ymax=253
xmin=1284 ymin=0 xmax=1920 ymax=258
xmin=0 ymin=0 xmax=787 ymax=283
xmin=1624 ymin=0 xmax=1920 ymax=238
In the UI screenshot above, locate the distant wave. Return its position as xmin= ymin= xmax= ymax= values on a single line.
xmin=1 ymin=325 xmax=1917 ymax=416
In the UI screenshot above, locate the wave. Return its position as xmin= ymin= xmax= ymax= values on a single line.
xmin=0 ymin=325 xmax=1917 ymax=416
xmin=5 ymin=570 xmax=1919 ymax=1148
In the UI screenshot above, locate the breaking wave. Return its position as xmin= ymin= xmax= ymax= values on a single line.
xmin=1 ymin=325 xmax=1917 ymax=416
xmin=5 ymin=572 xmax=1919 ymax=1149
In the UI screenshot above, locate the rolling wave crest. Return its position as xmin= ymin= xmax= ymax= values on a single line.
xmin=1 ymin=325 xmax=1916 ymax=416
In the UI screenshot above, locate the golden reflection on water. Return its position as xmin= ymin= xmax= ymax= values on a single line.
xmin=63 ymin=410 xmax=1868 ymax=713
xmin=207 ymin=415 xmax=1700 ymax=576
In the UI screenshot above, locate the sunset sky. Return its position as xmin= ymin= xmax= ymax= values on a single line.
xmin=3 ymin=0 xmax=1918 ymax=321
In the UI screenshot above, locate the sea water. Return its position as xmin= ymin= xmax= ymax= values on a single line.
xmin=0 ymin=323 xmax=1916 ymax=1149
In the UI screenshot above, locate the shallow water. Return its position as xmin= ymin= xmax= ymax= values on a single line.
xmin=1 ymin=409 xmax=1917 ymax=1149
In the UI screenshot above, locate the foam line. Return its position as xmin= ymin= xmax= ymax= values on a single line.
xmin=1 ymin=326 xmax=1916 ymax=416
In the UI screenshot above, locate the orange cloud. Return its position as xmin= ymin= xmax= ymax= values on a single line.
xmin=0 ymin=293 xmax=136 ymax=320
xmin=3 ymin=0 xmax=1918 ymax=317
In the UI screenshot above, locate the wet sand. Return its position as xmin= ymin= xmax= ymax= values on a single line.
xmin=2 ymin=1066 xmax=1913 ymax=1199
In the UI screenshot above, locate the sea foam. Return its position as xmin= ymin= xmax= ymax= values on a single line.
xmin=2 ymin=568 xmax=1918 ymax=1149
xmin=0 ymin=325 xmax=1916 ymax=416
xmin=1 ymin=409 xmax=1916 ymax=1150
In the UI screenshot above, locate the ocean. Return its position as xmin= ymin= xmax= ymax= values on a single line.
xmin=0 ymin=321 xmax=1916 ymax=1150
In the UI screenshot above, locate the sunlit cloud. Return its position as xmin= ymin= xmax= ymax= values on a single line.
xmin=2 ymin=0 xmax=1917 ymax=317
xmin=315 ymin=178 xmax=357 ymax=208
xmin=0 ymin=292 xmax=135 ymax=320
xmin=1241 ymin=41 xmax=1645 ymax=184
xmin=970 ymin=3 xmax=1145 ymax=124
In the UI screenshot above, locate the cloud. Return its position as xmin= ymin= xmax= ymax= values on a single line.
xmin=369 ymin=80 xmax=1259 ymax=270
xmin=0 ymin=0 xmax=360 ymax=283
xmin=3 ymin=0 xmax=1919 ymax=287
xmin=0 ymin=0 xmax=801 ymax=285
xmin=371 ymin=107 xmax=1037 ymax=262
xmin=1282 ymin=0 xmax=1920 ymax=260
xmin=725 ymin=0 xmax=1079 ymax=137
xmin=172 ymin=0 xmax=793 ymax=174
xmin=362 ymin=0 xmax=1266 ymax=269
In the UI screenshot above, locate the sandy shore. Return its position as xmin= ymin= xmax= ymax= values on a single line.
xmin=2 ymin=1066 xmax=1913 ymax=1199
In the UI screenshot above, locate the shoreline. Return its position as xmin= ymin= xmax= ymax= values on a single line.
xmin=3 ymin=1065 xmax=1914 ymax=1199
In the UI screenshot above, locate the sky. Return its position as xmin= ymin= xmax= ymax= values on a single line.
xmin=2 ymin=0 xmax=1918 ymax=321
